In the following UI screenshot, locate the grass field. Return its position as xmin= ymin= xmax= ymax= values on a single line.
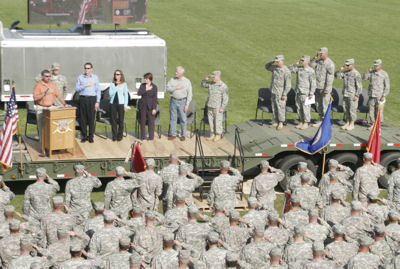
xmin=0 ymin=0 xmax=399 ymax=213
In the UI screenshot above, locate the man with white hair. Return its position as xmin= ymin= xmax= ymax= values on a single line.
xmin=166 ymin=66 xmax=193 ymax=141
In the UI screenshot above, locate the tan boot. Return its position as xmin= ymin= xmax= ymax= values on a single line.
xmin=341 ymin=121 xmax=349 ymax=130
xmin=313 ymin=119 xmax=322 ymax=127
xmin=269 ymin=122 xmax=278 ymax=128
xmin=206 ymin=134 xmax=215 ymax=141
xmin=276 ymin=122 xmax=283 ymax=131
xmin=346 ymin=121 xmax=355 ymax=131
xmin=300 ymin=122 xmax=309 ymax=130
xmin=295 ymin=122 xmax=303 ymax=129
xmin=213 ymin=134 xmax=221 ymax=142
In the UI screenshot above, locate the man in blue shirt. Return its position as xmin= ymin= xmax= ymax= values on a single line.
xmin=75 ymin=63 xmax=101 ymax=143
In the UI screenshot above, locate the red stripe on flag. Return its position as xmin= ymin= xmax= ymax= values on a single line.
xmin=367 ymin=104 xmax=382 ymax=163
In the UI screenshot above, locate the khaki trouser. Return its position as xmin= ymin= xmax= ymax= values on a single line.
xmin=368 ymin=97 xmax=384 ymax=123
xmin=343 ymin=97 xmax=358 ymax=122
xmin=207 ymin=107 xmax=224 ymax=135
xmin=271 ymin=93 xmax=286 ymax=122
xmin=35 ymin=105 xmax=57 ymax=144
xmin=295 ymin=94 xmax=311 ymax=123
xmin=315 ymin=89 xmax=331 ymax=118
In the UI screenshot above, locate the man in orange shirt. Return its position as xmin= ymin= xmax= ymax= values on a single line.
xmin=33 ymin=69 xmax=70 ymax=147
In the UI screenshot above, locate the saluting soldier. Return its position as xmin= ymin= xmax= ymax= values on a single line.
xmin=335 ymin=58 xmax=362 ymax=131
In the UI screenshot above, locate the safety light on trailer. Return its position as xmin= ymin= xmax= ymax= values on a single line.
xmin=280 ymin=144 xmax=294 ymax=148
xmin=255 ymin=153 xmax=269 ymax=156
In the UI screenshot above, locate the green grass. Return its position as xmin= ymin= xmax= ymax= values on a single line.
xmin=1 ymin=0 xmax=399 ymax=212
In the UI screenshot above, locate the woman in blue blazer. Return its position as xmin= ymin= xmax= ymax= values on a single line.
xmin=109 ymin=70 xmax=129 ymax=141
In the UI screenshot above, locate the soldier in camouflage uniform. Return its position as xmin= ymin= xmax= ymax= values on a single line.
xmin=365 ymin=192 xmax=390 ymax=226
xmin=0 ymin=205 xmax=16 ymax=239
xmin=8 ymin=237 xmax=50 ymax=269
xmin=387 ymin=158 xmax=400 ymax=211
xmin=371 ymin=225 xmax=394 ymax=266
xmin=200 ymin=231 xmax=227 ymax=269
xmin=282 ymin=195 xmax=309 ymax=231
xmin=0 ymin=176 xmax=15 ymax=220
xmin=85 ymin=202 xmax=105 ymax=238
xmin=293 ymin=174 xmax=323 ymax=210
xmin=325 ymin=224 xmax=358 ymax=267
xmin=319 ymin=171 xmax=353 ymax=206
xmin=286 ymin=162 xmax=317 ymax=194
xmin=40 ymin=196 xmax=75 ymax=246
xmin=353 ymin=152 xmax=386 ymax=203
xmin=303 ymin=209 xmax=331 ymax=243
xmin=65 ymin=165 xmax=102 ymax=223
xmin=219 ymin=210 xmax=252 ymax=253
xmin=104 ymin=166 xmax=139 ymax=219
xmin=129 ymin=253 xmax=144 ymax=269
xmin=0 ymin=219 xmax=26 ymax=268
xmin=289 ymin=55 xmax=316 ymax=130
xmin=301 ymin=242 xmax=337 ymax=269
xmin=45 ymin=227 xmax=72 ymax=268
xmin=59 ymin=240 xmax=94 ymax=269
xmin=240 ymin=225 xmax=274 ymax=268
xmin=347 ymin=236 xmax=380 ymax=269
xmin=341 ymin=201 xmax=372 ymax=241
xmin=207 ymin=160 xmax=243 ymax=212
xmin=134 ymin=159 xmax=163 ymax=211
xmin=260 ymin=247 xmax=288 ymax=269
xmin=362 ymin=59 xmax=390 ymax=126
xmin=242 ymin=197 xmax=268 ymax=228
xmin=264 ymin=211 xmax=290 ymax=248
xmin=104 ymin=237 xmax=132 ymax=269
xmin=150 ymin=233 xmax=179 ymax=269
xmin=209 ymin=201 xmax=230 ymax=235
xmin=249 ymin=160 xmax=284 ymax=210
xmin=122 ymin=204 xmax=146 ymax=236
xmin=386 ymin=211 xmax=400 ymax=239
xmin=23 ymin=168 xmax=60 ymax=222
xmin=164 ymin=192 xmax=189 ymax=228
xmin=309 ymin=47 xmax=335 ymax=127
xmin=335 ymin=58 xmax=363 ymax=131
xmin=283 ymin=225 xmax=313 ymax=268
xmin=160 ymin=153 xmax=181 ymax=213
xmin=201 ymin=70 xmax=229 ymax=141
xmin=265 ymin=55 xmax=292 ymax=131
xmin=318 ymin=159 xmax=354 ymax=192
xmin=320 ymin=191 xmax=350 ymax=226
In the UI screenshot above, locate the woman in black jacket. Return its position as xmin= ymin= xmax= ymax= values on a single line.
xmin=137 ymin=73 xmax=158 ymax=140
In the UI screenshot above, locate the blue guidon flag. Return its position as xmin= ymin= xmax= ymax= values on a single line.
xmin=295 ymin=101 xmax=332 ymax=155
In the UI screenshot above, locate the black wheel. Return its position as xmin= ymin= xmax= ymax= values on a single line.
xmin=277 ymin=154 xmax=316 ymax=190
xmin=378 ymin=152 xmax=400 ymax=188
xmin=326 ymin=152 xmax=360 ymax=173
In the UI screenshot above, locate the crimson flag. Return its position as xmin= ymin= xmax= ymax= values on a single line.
xmin=367 ymin=104 xmax=382 ymax=163
xmin=131 ymin=142 xmax=145 ymax=172
xmin=282 ymin=192 xmax=292 ymax=214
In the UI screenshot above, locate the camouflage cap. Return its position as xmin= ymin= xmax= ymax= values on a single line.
xmin=229 ymin=210 xmax=240 ymax=220
xmin=260 ymin=160 xmax=269 ymax=168
xmin=331 ymin=190 xmax=343 ymax=200
xmin=328 ymin=159 xmax=339 ymax=167
xmin=374 ymin=224 xmax=386 ymax=234
xmin=173 ymin=191 xmax=186 ymax=202
xmin=345 ymin=58 xmax=355 ymax=66
xmin=169 ymin=152 xmax=179 ymax=159
xmin=389 ymin=210 xmax=400 ymax=220
xmin=93 ymin=201 xmax=105 ymax=211
xmin=211 ymin=70 xmax=221 ymax=77
xmin=36 ymin=167 xmax=47 ymax=178
xmin=298 ymin=162 xmax=308 ymax=169
xmin=74 ymin=164 xmax=85 ymax=173
xmin=275 ymin=55 xmax=284 ymax=62
xmin=214 ymin=201 xmax=225 ymax=211
xmin=350 ymin=200 xmax=363 ymax=211
xmin=270 ymin=247 xmax=282 ymax=256
xmin=268 ymin=211 xmax=280 ymax=221
xmin=319 ymin=47 xmax=328 ymax=53
xmin=188 ymin=205 xmax=199 ymax=214
xmin=178 ymin=249 xmax=191 ymax=259
xmin=332 ymin=224 xmax=345 ymax=235
xmin=207 ymin=231 xmax=220 ymax=243
xmin=119 ymin=237 xmax=131 ymax=247
xmin=178 ymin=163 xmax=190 ymax=173
xmin=51 ymin=62 xmax=60 ymax=70
xmin=57 ymin=226 xmax=70 ymax=235
xmin=145 ymin=158 xmax=156 ymax=168
xmin=4 ymin=205 xmax=15 ymax=213
xmin=132 ymin=204 xmax=144 ymax=213
xmin=301 ymin=55 xmax=310 ymax=61
xmin=374 ymin=59 xmax=382 ymax=66
xmin=367 ymin=192 xmax=379 ymax=201
xmin=358 ymin=236 xmax=374 ymax=246
xmin=20 ymin=236 xmax=33 ymax=246
xmin=300 ymin=173 xmax=311 ymax=182
xmin=308 ymin=209 xmax=319 ymax=217
xmin=103 ymin=210 xmax=116 ymax=221
xmin=254 ymin=224 xmax=265 ymax=235
xmin=226 ymin=251 xmax=239 ymax=262
xmin=129 ymin=253 xmax=142 ymax=265
xmin=70 ymin=240 xmax=82 ymax=252
xmin=163 ymin=233 xmax=175 ymax=241
xmin=145 ymin=210 xmax=156 ymax=219
xmin=52 ymin=196 xmax=64 ymax=205
xmin=115 ymin=166 xmax=125 ymax=176
xmin=220 ymin=160 xmax=230 ymax=168
xmin=291 ymin=194 xmax=301 ymax=204
xmin=294 ymin=225 xmax=305 ymax=235
xmin=247 ymin=197 xmax=258 ymax=206
xmin=363 ymin=152 xmax=373 ymax=160
xmin=312 ymin=241 xmax=325 ymax=252
xmin=9 ymin=219 xmax=20 ymax=230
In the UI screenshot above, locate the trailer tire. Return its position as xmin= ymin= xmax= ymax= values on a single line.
xmin=328 ymin=152 xmax=360 ymax=171
xmin=277 ymin=155 xmax=316 ymax=190
xmin=378 ymin=152 xmax=400 ymax=188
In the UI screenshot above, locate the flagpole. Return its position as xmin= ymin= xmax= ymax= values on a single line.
xmin=321 ymin=149 xmax=327 ymax=175
xmin=17 ymin=119 xmax=23 ymax=176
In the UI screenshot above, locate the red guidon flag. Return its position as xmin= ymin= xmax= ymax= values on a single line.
xmin=131 ymin=142 xmax=145 ymax=172
xmin=282 ymin=192 xmax=292 ymax=214
xmin=367 ymin=104 xmax=382 ymax=163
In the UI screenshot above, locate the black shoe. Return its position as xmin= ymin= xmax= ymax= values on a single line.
xmin=112 ymin=138 xmax=116 ymax=141
xmin=88 ymin=137 xmax=94 ymax=143
xmin=117 ymin=137 xmax=122 ymax=141
xmin=81 ymin=137 xmax=88 ymax=143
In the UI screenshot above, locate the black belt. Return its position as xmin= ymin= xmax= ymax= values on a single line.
xmin=80 ymin=95 xmax=96 ymax=98
xmin=172 ymin=97 xmax=187 ymax=101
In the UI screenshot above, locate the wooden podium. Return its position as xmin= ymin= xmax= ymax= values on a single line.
xmin=42 ymin=107 xmax=77 ymax=158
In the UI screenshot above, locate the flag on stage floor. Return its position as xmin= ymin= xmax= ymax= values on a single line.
xmin=295 ymin=101 xmax=332 ymax=155
xmin=0 ymin=88 xmax=19 ymax=169
xmin=131 ymin=141 xmax=145 ymax=173
xmin=367 ymin=104 xmax=382 ymax=163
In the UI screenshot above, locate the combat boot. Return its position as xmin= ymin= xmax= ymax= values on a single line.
xmin=341 ymin=121 xmax=349 ymax=130
xmin=269 ymin=122 xmax=278 ymax=128
xmin=206 ymin=134 xmax=215 ymax=141
xmin=276 ymin=122 xmax=283 ymax=131
xmin=295 ymin=122 xmax=303 ymax=129
xmin=213 ymin=134 xmax=221 ymax=142
xmin=346 ymin=121 xmax=355 ymax=131
xmin=300 ymin=122 xmax=309 ymax=130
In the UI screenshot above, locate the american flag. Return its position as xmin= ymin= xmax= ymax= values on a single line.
xmin=0 ymin=87 xmax=19 ymax=169
xmin=78 ymin=0 xmax=91 ymax=24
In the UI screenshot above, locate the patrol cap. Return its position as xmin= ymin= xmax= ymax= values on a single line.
xmin=119 ymin=237 xmax=131 ymax=247
xmin=374 ymin=59 xmax=382 ymax=66
xmin=294 ymin=225 xmax=305 ymax=235
xmin=74 ymin=164 xmax=85 ymax=173
xmin=328 ymin=159 xmax=339 ymax=167
xmin=374 ymin=224 xmax=386 ymax=234
xmin=4 ymin=205 xmax=15 ymax=213
xmin=247 ymin=197 xmax=258 ymax=206
xmin=308 ymin=209 xmax=319 ymax=217
xmin=211 ymin=70 xmax=221 ymax=78
xmin=350 ymin=200 xmax=363 ymax=211
xmin=214 ymin=201 xmax=225 ymax=211
xmin=36 ymin=167 xmax=47 ymax=178
xmin=270 ymin=247 xmax=282 ymax=256
xmin=367 ymin=192 xmax=379 ymax=201
xmin=20 ymin=236 xmax=33 ymax=246
xmin=173 ymin=191 xmax=186 ymax=202
xmin=363 ymin=152 xmax=373 ymax=160
xmin=115 ymin=166 xmax=125 ymax=176
xmin=345 ymin=58 xmax=355 ymax=66
xmin=301 ymin=55 xmax=310 ymax=61
xmin=169 ymin=152 xmax=179 ymax=159
xmin=290 ymin=194 xmax=301 ymax=204
xmin=226 ymin=252 xmax=239 ymax=262
xmin=254 ymin=224 xmax=265 ymax=235
xmin=358 ymin=236 xmax=374 ymax=246
xmin=268 ymin=211 xmax=280 ymax=221
xmin=220 ymin=160 xmax=230 ymax=169
xmin=132 ymin=204 xmax=144 ymax=213
xmin=229 ymin=210 xmax=240 ymax=220
xmin=145 ymin=158 xmax=156 ymax=168
xmin=57 ymin=226 xmax=70 ymax=235
xmin=188 ymin=205 xmax=199 ymax=214
xmin=260 ymin=160 xmax=269 ymax=168
xmin=332 ymin=224 xmax=345 ymax=235
xmin=300 ymin=173 xmax=311 ymax=182
xmin=312 ymin=241 xmax=325 ymax=252
xmin=207 ymin=231 xmax=220 ymax=243
xmin=129 ymin=253 xmax=142 ymax=265
xmin=319 ymin=47 xmax=328 ymax=53
xmin=274 ymin=55 xmax=284 ymax=62
xmin=145 ymin=210 xmax=156 ymax=219
xmin=52 ymin=196 xmax=64 ymax=205
xmin=51 ymin=62 xmax=60 ymax=70
xmin=389 ymin=210 xmax=400 ymax=220
xmin=163 ymin=233 xmax=175 ymax=241
xmin=298 ymin=162 xmax=308 ymax=169
xmin=103 ymin=210 xmax=116 ymax=221
xmin=93 ymin=202 xmax=105 ymax=211
xmin=331 ymin=190 xmax=343 ymax=200
xmin=70 ymin=240 xmax=82 ymax=252
xmin=9 ymin=219 xmax=20 ymax=230
xmin=179 ymin=249 xmax=191 ymax=259
xmin=179 ymin=163 xmax=190 ymax=173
